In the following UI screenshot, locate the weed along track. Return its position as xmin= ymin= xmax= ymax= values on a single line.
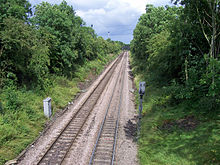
xmin=35 ymin=53 xmax=124 ymax=165
xmin=89 ymin=52 xmax=127 ymax=165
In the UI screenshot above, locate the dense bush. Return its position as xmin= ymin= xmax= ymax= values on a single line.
xmin=0 ymin=17 xmax=50 ymax=88
xmin=131 ymin=2 xmax=220 ymax=112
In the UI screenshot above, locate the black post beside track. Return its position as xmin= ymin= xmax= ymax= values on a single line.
xmin=89 ymin=52 xmax=128 ymax=165
xmin=36 ymin=53 xmax=124 ymax=165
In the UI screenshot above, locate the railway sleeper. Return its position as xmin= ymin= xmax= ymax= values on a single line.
xmin=99 ymin=141 xmax=114 ymax=146
xmin=94 ymin=153 xmax=112 ymax=160
xmin=95 ymin=150 xmax=113 ymax=156
xmin=97 ymin=143 xmax=113 ymax=149
xmin=96 ymin=146 xmax=113 ymax=152
xmin=92 ymin=159 xmax=111 ymax=165
xmin=102 ymin=129 xmax=115 ymax=133
xmin=59 ymin=136 xmax=74 ymax=140
xmin=103 ymin=124 xmax=115 ymax=128
xmin=63 ymin=130 xmax=79 ymax=134
xmin=100 ymin=134 xmax=114 ymax=141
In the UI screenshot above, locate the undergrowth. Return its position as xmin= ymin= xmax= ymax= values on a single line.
xmin=0 ymin=53 xmax=117 ymax=164
xmin=135 ymin=76 xmax=220 ymax=165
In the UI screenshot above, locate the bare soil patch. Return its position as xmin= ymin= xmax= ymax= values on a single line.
xmin=159 ymin=115 xmax=199 ymax=132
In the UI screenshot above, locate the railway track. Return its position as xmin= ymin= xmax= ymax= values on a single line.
xmin=36 ymin=53 xmax=124 ymax=165
xmin=89 ymin=52 xmax=128 ymax=165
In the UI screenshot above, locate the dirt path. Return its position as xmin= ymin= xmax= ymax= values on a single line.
xmin=16 ymin=51 xmax=138 ymax=165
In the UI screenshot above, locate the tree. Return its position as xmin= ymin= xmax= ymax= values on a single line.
xmin=131 ymin=5 xmax=181 ymax=74
xmin=131 ymin=2 xmax=220 ymax=111
xmin=0 ymin=17 xmax=50 ymax=87
xmin=31 ymin=1 xmax=83 ymax=76
xmin=173 ymin=0 xmax=220 ymax=97
xmin=0 ymin=0 xmax=31 ymax=23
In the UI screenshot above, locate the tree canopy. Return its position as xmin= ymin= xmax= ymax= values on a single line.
xmin=0 ymin=0 xmax=122 ymax=88
xmin=131 ymin=2 xmax=220 ymax=112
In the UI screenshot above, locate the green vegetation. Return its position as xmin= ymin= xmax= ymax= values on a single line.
xmin=131 ymin=1 xmax=220 ymax=164
xmin=0 ymin=0 xmax=124 ymax=164
xmin=135 ymin=79 xmax=219 ymax=165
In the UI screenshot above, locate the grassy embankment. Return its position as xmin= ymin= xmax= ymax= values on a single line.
xmin=0 ymin=53 xmax=118 ymax=164
xmin=134 ymin=74 xmax=220 ymax=165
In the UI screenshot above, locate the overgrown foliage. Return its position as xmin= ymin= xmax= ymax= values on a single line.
xmin=131 ymin=2 xmax=220 ymax=113
xmin=0 ymin=17 xmax=50 ymax=88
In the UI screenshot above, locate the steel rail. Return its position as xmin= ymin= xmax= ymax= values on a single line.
xmin=36 ymin=53 xmax=123 ymax=165
xmin=111 ymin=52 xmax=127 ymax=165
xmin=89 ymin=51 xmax=127 ymax=165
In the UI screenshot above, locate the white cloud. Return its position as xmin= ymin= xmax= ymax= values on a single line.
xmin=67 ymin=0 xmax=109 ymax=10
xmin=75 ymin=0 xmax=146 ymax=43
xmin=74 ymin=0 xmax=172 ymax=43
xmin=29 ymin=0 xmax=172 ymax=43
xmin=147 ymin=0 xmax=172 ymax=6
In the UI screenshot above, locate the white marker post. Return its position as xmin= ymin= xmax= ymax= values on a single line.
xmin=138 ymin=82 xmax=145 ymax=139
xmin=43 ymin=97 xmax=52 ymax=118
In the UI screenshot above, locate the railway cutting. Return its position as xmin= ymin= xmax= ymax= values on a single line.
xmin=17 ymin=51 xmax=138 ymax=165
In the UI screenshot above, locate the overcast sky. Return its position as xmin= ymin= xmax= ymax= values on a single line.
xmin=29 ymin=0 xmax=173 ymax=44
